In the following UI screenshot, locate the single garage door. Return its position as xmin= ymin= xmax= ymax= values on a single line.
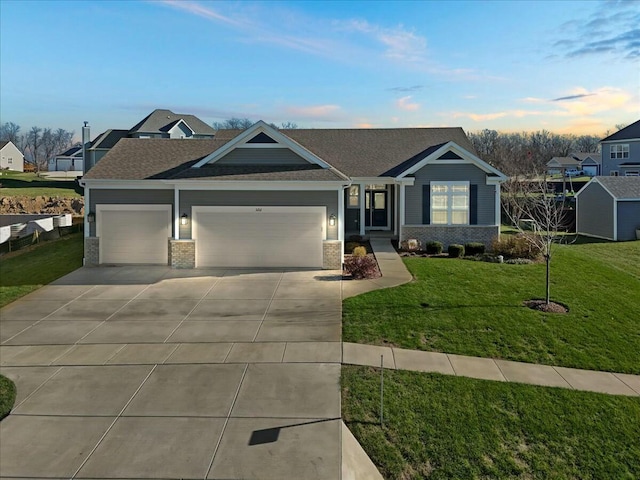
xmin=582 ymin=166 xmax=598 ymax=176
xmin=97 ymin=205 xmax=171 ymax=264
xmin=193 ymin=206 xmax=325 ymax=268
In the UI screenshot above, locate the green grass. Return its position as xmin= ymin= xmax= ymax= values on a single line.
xmin=0 ymin=170 xmax=81 ymax=197
xmin=0 ymin=375 xmax=16 ymax=421
xmin=0 ymin=233 xmax=84 ymax=307
xmin=343 ymin=241 xmax=640 ymax=373
xmin=343 ymin=366 xmax=640 ymax=480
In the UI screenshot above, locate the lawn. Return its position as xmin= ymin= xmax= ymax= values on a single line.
xmin=0 ymin=233 xmax=84 ymax=307
xmin=0 ymin=170 xmax=81 ymax=198
xmin=343 ymin=366 xmax=640 ymax=479
xmin=343 ymin=240 xmax=640 ymax=374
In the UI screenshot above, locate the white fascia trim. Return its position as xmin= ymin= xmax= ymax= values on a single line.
xmin=81 ymin=180 xmax=171 ymax=189
xmin=192 ymin=120 xmax=333 ymax=170
xmin=397 ymin=141 xmax=508 ymax=181
xmin=166 ymin=181 xmax=348 ymax=191
xmin=601 ymin=138 xmax=640 ymax=143
xmin=617 ymin=198 xmax=640 ymax=201
xmin=351 ymin=177 xmax=416 ymax=186
xmin=172 ymin=118 xmax=195 ymax=134
xmin=613 ymin=199 xmax=618 ymax=241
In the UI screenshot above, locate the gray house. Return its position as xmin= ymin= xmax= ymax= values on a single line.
xmin=576 ymin=176 xmax=640 ymax=241
xmin=81 ymin=121 xmax=507 ymax=269
xmin=600 ymin=120 xmax=640 ymax=177
xmin=83 ymin=109 xmax=216 ymax=173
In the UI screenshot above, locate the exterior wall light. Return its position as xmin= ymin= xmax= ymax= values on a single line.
xmin=87 ymin=211 xmax=95 ymax=223
xmin=180 ymin=213 xmax=189 ymax=225
xmin=329 ymin=214 xmax=336 ymax=226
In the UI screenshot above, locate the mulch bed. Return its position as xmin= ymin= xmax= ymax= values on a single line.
xmin=524 ymin=299 xmax=568 ymax=314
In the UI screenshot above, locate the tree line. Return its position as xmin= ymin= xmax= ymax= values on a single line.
xmin=1 ymin=122 xmax=75 ymax=172
xmin=212 ymin=118 xmax=298 ymax=130
xmin=467 ymin=125 xmax=625 ymax=175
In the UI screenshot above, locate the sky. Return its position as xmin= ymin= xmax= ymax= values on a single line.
xmin=1 ymin=0 xmax=639 ymax=141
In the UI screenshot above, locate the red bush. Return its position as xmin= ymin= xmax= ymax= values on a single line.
xmin=344 ymin=255 xmax=379 ymax=279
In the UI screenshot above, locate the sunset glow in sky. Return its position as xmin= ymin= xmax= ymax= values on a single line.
xmin=1 ymin=0 xmax=638 ymax=138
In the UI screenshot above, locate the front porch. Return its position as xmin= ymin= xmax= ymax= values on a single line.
xmin=343 ymin=182 xmax=401 ymax=239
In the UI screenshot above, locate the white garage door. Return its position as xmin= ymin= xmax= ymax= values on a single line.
xmin=97 ymin=205 xmax=171 ymax=264
xmin=583 ymin=166 xmax=598 ymax=176
xmin=193 ymin=206 xmax=325 ymax=268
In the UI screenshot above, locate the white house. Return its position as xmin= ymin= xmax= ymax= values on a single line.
xmin=0 ymin=141 xmax=25 ymax=172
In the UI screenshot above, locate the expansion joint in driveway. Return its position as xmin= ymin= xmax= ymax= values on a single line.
xmin=252 ymin=271 xmax=285 ymax=342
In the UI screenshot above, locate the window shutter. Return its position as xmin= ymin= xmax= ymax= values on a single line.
xmin=470 ymin=184 xmax=478 ymax=225
xmin=422 ymin=184 xmax=430 ymax=224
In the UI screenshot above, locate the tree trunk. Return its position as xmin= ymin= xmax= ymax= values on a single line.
xmin=545 ymin=254 xmax=551 ymax=304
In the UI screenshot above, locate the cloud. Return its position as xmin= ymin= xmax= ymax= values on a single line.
xmin=396 ymin=96 xmax=420 ymax=111
xmin=388 ymin=85 xmax=424 ymax=93
xmin=158 ymin=0 xmax=244 ymax=27
xmin=552 ymin=3 xmax=640 ymax=60
xmin=551 ymin=93 xmax=596 ymax=101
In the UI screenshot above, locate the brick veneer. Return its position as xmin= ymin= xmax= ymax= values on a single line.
xmin=401 ymin=225 xmax=499 ymax=249
xmin=84 ymin=237 xmax=99 ymax=266
xmin=170 ymin=240 xmax=195 ymax=269
xmin=323 ymin=240 xmax=343 ymax=270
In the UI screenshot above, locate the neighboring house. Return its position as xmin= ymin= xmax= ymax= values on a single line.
xmin=546 ymin=152 xmax=601 ymax=176
xmin=83 ymin=109 xmax=217 ymax=174
xmin=600 ymin=119 xmax=640 ymax=177
xmin=576 ymin=176 xmax=640 ymax=241
xmin=0 ymin=140 xmax=24 ymax=172
xmin=48 ymin=145 xmax=83 ymax=172
xmin=571 ymin=152 xmax=601 ymax=176
xmin=81 ymin=121 xmax=507 ymax=269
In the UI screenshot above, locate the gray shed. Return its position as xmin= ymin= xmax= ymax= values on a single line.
xmin=576 ymin=177 xmax=640 ymax=241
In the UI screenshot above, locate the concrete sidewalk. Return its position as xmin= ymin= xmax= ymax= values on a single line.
xmin=343 ymin=342 xmax=640 ymax=396
xmin=342 ymin=238 xmax=413 ymax=299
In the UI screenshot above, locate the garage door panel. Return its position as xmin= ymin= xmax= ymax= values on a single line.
xmin=99 ymin=208 xmax=170 ymax=265
xmin=194 ymin=208 xmax=324 ymax=268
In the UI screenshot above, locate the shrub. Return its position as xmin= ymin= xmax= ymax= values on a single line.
xmin=352 ymin=246 xmax=367 ymax=257
xmin=344 ymin=255 xmax=378 ymax=279
xmin=448 ymin=244 xmax=465 ymax=258
xmin=345 ymin=242 xmax=361 ymax=253
xmin=400 ymin=238 xmax=421 ymax=251
xmin=505 ymin=258 xmax=534 ymax=265
xmin=464 ymin=242 xmax=485 ymax=256
xmin=491 ymin=234 xmax=542 ymax=260
xmin=425 ymin=241 xmax=443 ymax=254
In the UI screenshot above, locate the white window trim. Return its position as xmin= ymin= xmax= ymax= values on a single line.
xmin=625 ymin=171 xmax=639 ymax=176
xmin=610 ymin=170 xmax=619 ymax=176
xmin=610 ymin=144 xmax=629 ymax=159
xmin=347 ymin=185 xmax=360 ymax=208
xmin=430 ymin=181 xmax=470 ymax=226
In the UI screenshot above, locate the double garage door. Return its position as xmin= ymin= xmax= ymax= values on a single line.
xmin=97 ymin=205 xmax=325 ymax=268
xmin=193 ymin=206 xmax=324 ymax=268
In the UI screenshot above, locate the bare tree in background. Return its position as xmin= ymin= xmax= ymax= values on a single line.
xmin=212 ymin=118 xmax=299 ymax=131
xmin=502 ymin=174 xmax=570 ymax=305
xmin=0 ymin=122 xmax=21 ymax=144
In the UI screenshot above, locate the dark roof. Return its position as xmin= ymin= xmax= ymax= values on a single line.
xmin=281 ymin=127 xmax=476 ymax=177
xmin=0 ymin=141 xmax=8 ymax=149
xmin=58 ymin=146 xmax=82 ymax=157
xmin=571 ymin=152 xmax=601 ymax=162
xmin=129 ymin=109 xmax=215 ymax=136
xmin=170 ymin=164 xmax=344 ymax=181
xmin=90 ymin=129 xmax=128 ymax=150
xmin=84 ymin=127 xmax=480 ymax=181
xmin=601 ymin=119 xmax=640 ymax=142
xmin=83 ymin=138 xmax=222 ymax=180
xmin=595 ymin=176 xmax=640 ymax=199
xmin=547 ymin=156 xmax=580 ymax=167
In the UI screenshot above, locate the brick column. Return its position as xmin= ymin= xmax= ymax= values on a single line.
xmin=84 ymin=237 xmax=99 ymax=266
xmin=323 ymin=240 xmax=343 ymax=269
xmin=169 ymin=239 xmax=196 ymax=269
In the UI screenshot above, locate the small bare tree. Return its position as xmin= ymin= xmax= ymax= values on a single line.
xmin=501 ymin=174 xmax=570 ymax=305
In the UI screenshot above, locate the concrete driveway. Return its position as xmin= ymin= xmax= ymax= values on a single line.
xmin=0 ymin=266 xmax=343 ymax=479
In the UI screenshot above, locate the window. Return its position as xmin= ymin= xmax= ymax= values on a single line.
xmin=7 ymin=158 xmax=12 ymax=164
xmin=610 ymin=144 xmax=629 ymax=159
xmin=431 ymin=182 xmax=469 ymax=225
xmin=625 ymin=171 xmax=639 ymax=176
xmin=348 ymin=185 xmax=360 ymax=208
xmin=610 ymin=171 xmax=619 ymax=176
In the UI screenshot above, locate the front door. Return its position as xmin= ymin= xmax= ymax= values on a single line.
xmin=365 ymin=189 xmax=388 ymax=228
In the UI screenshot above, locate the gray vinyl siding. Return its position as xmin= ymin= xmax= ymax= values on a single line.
xmin=601 ymin=140 xmax=640 ymax=174
xmin=216 ymin=148 xmax=309 ymax=165
xmin=616 ymin=201 xmax=640 ymax=241
xmin=576 ymin=182 xmax=614 ymax=239
xmin=89 ymin=189 xmax=174 ymax=236
xmin=179 ymin=190 xmax=338 ymax=240
xmin=404 ymin=164 xmax=496 ymax=225
xmin=170 ymin=123 xmax=192 ymax=139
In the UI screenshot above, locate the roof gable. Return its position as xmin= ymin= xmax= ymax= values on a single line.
xmin=192 ymin=121 xmax=340 ymax=174
xmin=601 ymin=119 xmax=640 ymax=142
xmin=396 ymin=142 xmax=507 ymax=180
xmin=129 ymin=109 xmax=215 ymax=136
